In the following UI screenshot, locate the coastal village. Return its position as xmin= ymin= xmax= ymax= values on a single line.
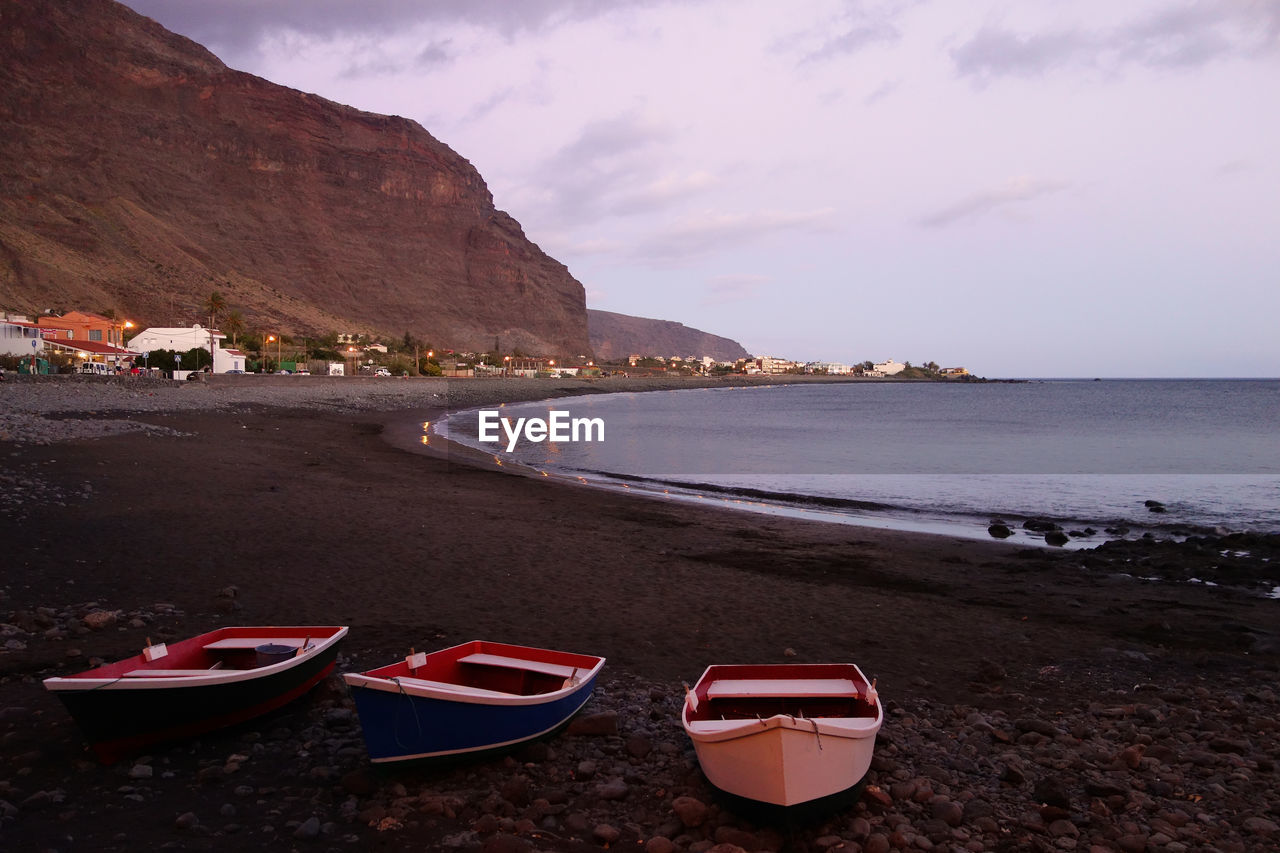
xmin=6 ymin=2 xmax=1276 ymax=851
xmin=1 ymin=309 xmax=969 ymax=381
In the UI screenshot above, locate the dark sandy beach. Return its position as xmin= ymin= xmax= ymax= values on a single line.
xmin=1 ymin=376 xmax=1277 ymax=851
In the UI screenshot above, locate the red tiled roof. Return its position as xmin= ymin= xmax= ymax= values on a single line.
xmin=45 ymin=339 xmax=133 ymax=355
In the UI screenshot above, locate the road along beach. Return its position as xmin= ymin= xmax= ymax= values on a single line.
xmin=1 ymin=375 xmax=1277 ymax=851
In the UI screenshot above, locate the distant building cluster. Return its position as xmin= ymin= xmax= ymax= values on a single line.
xmin=5 ymin=311 xmax=970 ymax=380
xmin=620 ymin=352 xmax=969 ymax=378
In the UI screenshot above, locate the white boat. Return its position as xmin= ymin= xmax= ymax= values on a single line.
xmin=681 ymin=663 xmax=882 ymax=808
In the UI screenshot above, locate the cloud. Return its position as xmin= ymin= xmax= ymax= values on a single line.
xmin=918 ymin=177 xmax=1069 ymax=228
xmin=1215 ymin=158 xmax=1256 ymax=176
xmin=789 ymin=1 xmax=912 ymax=65
xmin=338 ymin=53 xmax=410 ymax=80
xmin=556 ymin=238 xmax=627 ymax=257
xmin=460 ymin=86 xmax=517 ymax=124
xmin=863 ymin=79 xmax=900 ymax=105
xmin=634 ymin=208 xmax=837 ymax=262
xmin=950 ymin=27 xmax=1090 ymax=81
xmin=608 ymin=172 xmax=719 ymax=216
xmin=802 ymin=20 xmax=900 ymax=64
xmin=415 ymin=40 xmax=455 ymax=68
xmin=122 ymin=0 xmax=680 ymax=55
xmin=951 ymin=1 xmax=1280 ymax=82
xmin=528 ymin=115 xmax=699 ymax=225
xmin=546 ymin=116 xmax=668 ymax=172
xmin=700 ymin=275 xmax=769 ymax=306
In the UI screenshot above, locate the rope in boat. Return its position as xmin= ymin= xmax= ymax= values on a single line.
xmin=389 ymin=676 xmax=425 ymax=750
xmin=786 ymin=714 xmax=823 ymax=750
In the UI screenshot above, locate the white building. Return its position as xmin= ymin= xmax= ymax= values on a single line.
xmin=872 ymin=359 xmax=905 ymax=376
xmin=127 ymin=324 xmax=246 ymax=373
xmin=806 ymin=362 xmax=853 ymax=375
xmin=757 ymin=356 xmax=797 ymax=374
xmin=1 ymin=314 xmax=46 ymax=356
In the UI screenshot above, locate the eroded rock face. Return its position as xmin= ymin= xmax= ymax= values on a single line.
xmin=588 ymin=310 xmax=750 ymax=362
xmin=0 ymin=0 xmax=587 ymax=355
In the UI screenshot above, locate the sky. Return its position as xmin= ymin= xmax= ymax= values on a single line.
xmin=120 ymin=0 xmax=1280 ymax=377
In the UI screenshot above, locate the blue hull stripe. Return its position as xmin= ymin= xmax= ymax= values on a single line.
xmin=350 ymin=676 xmax=597 ymax=762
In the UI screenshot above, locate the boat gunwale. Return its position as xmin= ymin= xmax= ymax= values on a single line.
xmin=42 ymin=626 xmax=349 ymax=691
xmin=343 ymin=656 xmax=605 ymax=708
xmin=681 ymin=662 xmax=883 ymax=743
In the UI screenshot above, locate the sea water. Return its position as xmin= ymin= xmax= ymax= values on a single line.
xmin=440 ymin=380 xmax=1279 ymax=545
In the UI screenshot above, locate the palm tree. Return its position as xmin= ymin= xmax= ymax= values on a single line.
xmin=224 ymin=311 xmax=245 ymax=346
xmin=203 ymin=291 xmax=227 ymax=328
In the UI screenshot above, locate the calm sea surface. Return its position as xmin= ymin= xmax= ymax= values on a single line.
xmin=439 ymin=380 xmax=1280 ymax=546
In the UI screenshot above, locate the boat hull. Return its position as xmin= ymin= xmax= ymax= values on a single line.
xmin=688 ymin=718 xmax=876 ymax=806
xmin=44 ymin=627 xmax=347 ymax=762
xmin=343 ymin=640 xmax=604 ymax=763
xmin=347 ymin=674 xmax=598 ymax=762
xmin=682 ymin=662 xmax=882 ymax=808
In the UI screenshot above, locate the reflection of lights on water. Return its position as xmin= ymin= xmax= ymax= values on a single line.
xmin=539 ymin=471 xmax=549 ymax=477
xmin=420 ymin=436 xmax=429 ymax=445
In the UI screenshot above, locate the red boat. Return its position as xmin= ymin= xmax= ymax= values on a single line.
xmin=43 ymin=626 xmax=348 ymax=762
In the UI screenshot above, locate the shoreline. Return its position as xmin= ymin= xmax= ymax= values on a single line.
xmin=421 ymin=381 xmax=1274 ymax=554
xmin=2 ymin=376 xmax=1278 ymax=851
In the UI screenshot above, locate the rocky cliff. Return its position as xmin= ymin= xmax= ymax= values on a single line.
xmin=0 ymin=0 xmax=588 ymax=355
xmin=588 ymin=309 xmax=750 ymax=362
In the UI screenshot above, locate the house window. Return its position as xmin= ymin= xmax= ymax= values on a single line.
xmin=89 ymin=329 xmax=103 ymax=341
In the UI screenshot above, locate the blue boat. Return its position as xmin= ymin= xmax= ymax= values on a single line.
xmin=343 ymin=640 xmax=605 ymax=763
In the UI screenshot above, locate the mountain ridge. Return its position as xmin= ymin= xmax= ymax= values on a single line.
xmin=588 ymin=309 xmax=750 ymax=362
xmin=0 ymin=0 xmax=587 ymax=354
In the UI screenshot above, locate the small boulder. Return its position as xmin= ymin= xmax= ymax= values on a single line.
xmin=81 ymin=610 xmax=118 ymax=630
xmin=671 ymin=795 xmax=708 ymax=827
xmin=567 ymin=710 xmax=617 ymax=736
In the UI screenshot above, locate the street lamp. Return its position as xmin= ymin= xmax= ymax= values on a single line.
xmin=266 ymin=335 xmax=281 ymax=372
xmin=503 ymin=355 xmax=511 ymax=377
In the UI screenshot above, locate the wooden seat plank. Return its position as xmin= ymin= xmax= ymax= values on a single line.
xmin=457 ymin=652 xmax=579 ymax=679
xmin=203 ymin=637 xmax=308 ymax=650
xmin=707 ymin=678 xmax=858 ymax=699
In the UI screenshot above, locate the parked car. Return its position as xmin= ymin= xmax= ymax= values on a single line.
xmin=373 ymin=368 xmax=391 ymax=377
